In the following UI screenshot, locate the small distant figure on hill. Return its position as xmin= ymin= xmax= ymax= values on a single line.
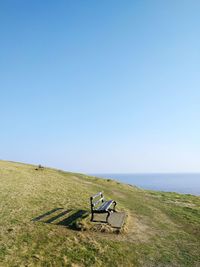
xmin=35 ymin=164 xmax=44 ymax=171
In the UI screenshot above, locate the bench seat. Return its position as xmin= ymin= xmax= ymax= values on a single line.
xmin=95 ymin=200 xmax=114 ymax=212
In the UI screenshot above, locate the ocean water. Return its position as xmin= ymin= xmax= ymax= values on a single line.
xmin=93 ymin=173 xmax=200 ymax=196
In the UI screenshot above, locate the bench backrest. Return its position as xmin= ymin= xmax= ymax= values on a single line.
xmin=90 ymin=192 xmax=104 ymax=211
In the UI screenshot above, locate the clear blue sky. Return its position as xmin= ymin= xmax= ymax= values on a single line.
xmin=1 ymin=1 xmax=200 ymax=173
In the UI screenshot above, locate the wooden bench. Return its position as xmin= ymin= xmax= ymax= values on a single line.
xmin=90 ymin=192 xmax=117 ymax=222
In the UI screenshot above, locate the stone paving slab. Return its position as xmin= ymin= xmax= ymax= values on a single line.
xmin=93 ymin=212 xmax=126 ymax=228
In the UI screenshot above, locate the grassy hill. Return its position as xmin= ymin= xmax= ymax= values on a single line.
xmin=0 ymin=160 xmax=199 ymax=267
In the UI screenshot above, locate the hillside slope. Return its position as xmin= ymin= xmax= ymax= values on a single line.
xmin=0 ymin=161 xmax=200 ymax=267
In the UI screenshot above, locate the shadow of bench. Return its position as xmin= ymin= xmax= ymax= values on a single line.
xmin=32 ymin=208 xmax=88 ymax=230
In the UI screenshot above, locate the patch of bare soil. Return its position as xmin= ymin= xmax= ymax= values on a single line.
xmin=79 ymin=211 xmax=153 ymax=243
xmin=121 ymin=212 xmax=153 ymax=242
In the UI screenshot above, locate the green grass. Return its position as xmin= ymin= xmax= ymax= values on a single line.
xmin=0 ymin=160 xmax=199 ymax=267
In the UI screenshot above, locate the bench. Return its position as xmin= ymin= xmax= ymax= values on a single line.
xmin=90 ymin=192 xmax=117 ymax=222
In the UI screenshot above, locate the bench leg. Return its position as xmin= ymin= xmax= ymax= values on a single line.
xmin=91 ymin=212 xmax=94 ymax=222
xmin=106 ymin=211 xmax=110 ymax=223
xmin=113 ymin=201 xmax=117 ymax=212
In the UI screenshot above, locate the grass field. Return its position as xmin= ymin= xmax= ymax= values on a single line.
xmin=0 ymin=160 xmax=200 ymax=267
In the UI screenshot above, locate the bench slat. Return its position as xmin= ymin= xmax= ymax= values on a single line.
xmin=93 ymin=197 xmax=104 ymax=207
xmin=96 ymin=200 xmax=113 ymax=211
xmin=91 ymin=192 xmax=102 ymax=199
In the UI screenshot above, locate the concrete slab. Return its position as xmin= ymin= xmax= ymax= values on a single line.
xmin=93 ymin=212 xmax=126 ymax=228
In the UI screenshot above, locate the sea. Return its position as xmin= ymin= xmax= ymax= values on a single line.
xmin=92 ymin=173 xmax=200 ymax=196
